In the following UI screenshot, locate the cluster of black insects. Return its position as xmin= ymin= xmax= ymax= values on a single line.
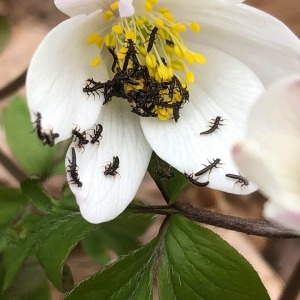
xmin=83 ymin=35 xmax=189 ymax=122
xmin=34 ymin=112 xmax=59 ymax=146
xmin=72 ymin=124 xmax=103 ymax=149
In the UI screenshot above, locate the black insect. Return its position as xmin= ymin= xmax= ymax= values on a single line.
xmin=225 ymin=173 xmax=249 ymax=187
xmin=33 ymin=112 xmax=59 ymax=146
xmin=173 ymin=103 xmax=181 ymax=122
xmin=147 ymin=27 xmax=158 ymax=52
xmin=107 ymin=47 xmax=119 ymax=72
xmin=183 ymin=173 xmax=209 ymax=187
xmin=166 ymin=39 xmax=174 ymax=46
xmin=155 ymin=166 xmax=174 ymax=180
xmin=72 ymin=127 xmax=89 ymax=149
xmin=195 ymin=158 xmax=222 ymax=176
xmin=90 ymin=124 xmax=103 ymax=144
xmin=67 ymin=147 xmax=82 ymax=187
xmin=123 ymin=39 xmax=137 ymax=71
xmin=104 ymin=156 xmax=120 ymax=176
xmin=200 ymin=116 xmax=225 ymax=135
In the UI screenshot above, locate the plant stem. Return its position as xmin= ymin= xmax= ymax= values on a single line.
xmin=129 ymin=203 xmax=300 ymax=239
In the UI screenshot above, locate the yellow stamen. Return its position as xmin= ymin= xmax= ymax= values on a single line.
xmin=174 ymin=23 xmax=186 ymax=32
xmin=155 ymin=18 xmax=164 ymax=28
xmin=91 ymin=56 xmax=101 ymax=67
xmin=87 ymin=33 xmax=100 ymax=44
xmin=163 ymin=12 xmax=175 ymax=22
xmin=146 ymin=53 xmax=157 ymax=68
xmin=144 ymin=1 xmax=153 ymax=12
xmin=186 ymin=71 xmax=195 ymax=83
xmin=112 ymin=25 xmax=124 ymax=35
xmin=194 ymin=53 xmax=206 ymax=64
xmin=110 ymin=1 xmax=119 ymax=11
xmin=103 ymin=10 xmax=113 ymax=20
xmin=126 ymin=30 xmax=137 ymax=41
xmin=190 ymin=22 xmax=201 ymax=32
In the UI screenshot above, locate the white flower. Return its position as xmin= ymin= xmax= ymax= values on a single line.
xmin=233 ymin=75 xmax=300 ymax=233
xmin=26 ymin=0 xmax=300 ymax=224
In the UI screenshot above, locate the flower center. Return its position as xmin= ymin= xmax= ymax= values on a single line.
xmin=84 ymin=0 xmax=206 ymax=122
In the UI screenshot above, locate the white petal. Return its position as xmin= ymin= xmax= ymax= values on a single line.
xmin=119 ymin=0 xmax=135 ymax=17
xmin=66 ymin=100 xmax=152 ymax=224
xmin=141 ymin=45 xmax=263 ymax=194
xmin=173 ymin=3 xmax=300 ymax=84
xmin=232 ymin=135 xmax=300 ymax=211
xmin=54 ymin=0 xmax=102 ymax=17
xmin=27 ymin=12 xmax=108 ymax=143
xmin=264 ymin=201 xmax=300 ymax=233
xmin=247 ymin=75 xmax=300 ymax=138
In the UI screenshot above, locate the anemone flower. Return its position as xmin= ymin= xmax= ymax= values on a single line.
xmin=26 ymin=0 xmax=300 ymax=223
xmin=233 ymin=75 xmax=300 ymax=233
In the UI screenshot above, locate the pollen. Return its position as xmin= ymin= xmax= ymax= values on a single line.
xmin=85 ymin=0 xmax=205 ymax=122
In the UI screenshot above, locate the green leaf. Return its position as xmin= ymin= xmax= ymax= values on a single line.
xmin=82 ymin=213 xmax=153 ymax=264
xmin=21 ymin=179 xmax=52 ymax=212
xmin=157 ymin=216 xmax=270 ymax=300
xmin=2 ymin=96 xmax=58 ymax=176
xmin=36 ymin=210 xmax=95 ymax=291
xmin=0 ymin=187 xmax=27 ymax=229
xmin=148 ymin=152 xmax=187 ymax=204
xmin=0 ymin=16 xmax=10 ymax=54
xmin=64 ymin=238 xmax=157 ymax=300
xmin=65 ymin=215 xmax=269 ymax=300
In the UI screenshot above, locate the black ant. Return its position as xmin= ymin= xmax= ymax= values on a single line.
xmin=90 ymin=124 xmax=103 ymax=144
xmin=123 ymin=39 xmax=137 ymax=71
xmin=225 ymin=173 xmax=249 ymax=187
xmin=72 ymin=127 xmax=89 ymax=149
xmin=195 ymin=158 xmax=222 ymax=176
xmin=67 ymin=147 xmax=82 ymax=187
xmin=147 ymin=27 xmax=158 ymax=52
xmin=104 ymin=156 xmax=120 ymax=176
xmin=155 ymin=166 xmax=174 ymax=180
xmin=183 ymin=173 xmax=209 ymax=187
xmin=200 ymin=116 xmax=225 ymax=135
xmin=166 ymin=39 xmax=174 ymax=46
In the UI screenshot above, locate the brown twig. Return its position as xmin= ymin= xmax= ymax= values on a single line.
xmin=129 ymin=203 xmax=300 ymax=239
xmin=0 ymin=69 xmax=27 ymax=100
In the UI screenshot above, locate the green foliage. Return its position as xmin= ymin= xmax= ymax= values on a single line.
xmin=21 ymin=179 xmax=53 ymax=212
xmin=64 ymin=238 xmax=157 ymax=300
xmin=148 ymin=152 xmax=188 ymax=204
xmin=64 ymin=216 xmax=270 ymax=300
xmin=82 ymin=213 xmax=153 ymax=264
xmin=2 ymin=96 xmax=62 ymax=176
xmin=0 ymin=16 xmax=10 ymax=54
xmin=0 ymin=187 xmax=27 ymax=229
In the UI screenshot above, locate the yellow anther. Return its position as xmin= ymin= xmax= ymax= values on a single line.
xmin=190 ymin=22 xmax=201 ymax=32
xmin=174 ymin=45 xmax=183 ymax=58
xmin=163 ymin=12 xmax=175 ymax=23
xmin=157 ymin=107 xmax=172 ymax=121
xmin=112 ymin=25 xmax=124 ymax=35
xmin=110 ymin=1 xmax=119 ymax=11
xmin=118 ymin=46 xmax=128 ymax=59
xmin=95 ymin=37 xmax=104 ymax=48
xmin=144 ymin=1 xmax=153 ymax=12
xmin=148 ymin=0 xmax=158 ymax=5
xmin=155 ymin=18 xmax=164 ymax=28
xmin=136 ymin=18 xmax=145 ymax=26
xmin=146 ymin=53 xmax=157 ymax=68
xmin=171 ymin=60 xmax=185 ymax=70
xmin=184 ymin=51 xmax=195 ymax=65
xmin=186 ymin=71 xmax=195 ymax=83
xmin=164 ymin=45 xmax=174 ymax=54
xmin=167 ymin=66 xmax=174 ymax=78
xmin=87 ymin=33 xmax=100 ymax=44
xmin=90 ymin=56 xmax=101 ymax=67
xmin=104 ymin=34 xmax=116 ymax=47
xmin=170 ymin=29 xmax=181 ymax=40
xmin=158 ymin=7 xmax=169 ymax=14
xmin=138 ymin=46 xmax=148 ymax=56
xmin=126 ymin=30 xmax=137 ymax=41
xmin=194 ymin=53 xmax=206 ymax=64
xmin=174 ymin=23 xmax=186 ymax=32
xmin=157 ymin=64 xmax=170 ymax=80
xmin=103 ymin=10 xmax=113 ymax=20
xmin=158 ymin=28 xmax=166 ymax=39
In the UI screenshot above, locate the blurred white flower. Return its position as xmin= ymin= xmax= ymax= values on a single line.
xmin=233 ymin=75 xmax=300 ymax=232
xmin=26 ymin=0 xmax=300 ymax=223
